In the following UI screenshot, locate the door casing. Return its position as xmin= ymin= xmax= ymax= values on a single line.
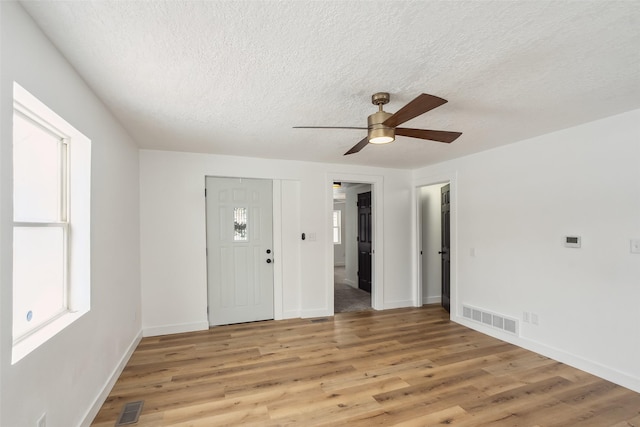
xmin=414 ymin=175 xmax=457 ymax=317
xmin=326 ymin=173 xmax=384 ymax=314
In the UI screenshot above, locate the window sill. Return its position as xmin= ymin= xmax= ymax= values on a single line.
xmin=12 ymin=309 xmax=87 ymax=364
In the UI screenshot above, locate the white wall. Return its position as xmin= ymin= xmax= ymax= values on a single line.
xmin=140 ymin=150 xmax=413 ymax=334
xmin=420 ymin=184 xmax=444 ymax=304
xmin=0 ymin=3 xmax=141 ymax=426
xmin=413 ymin=109 xmax=640 ymax=392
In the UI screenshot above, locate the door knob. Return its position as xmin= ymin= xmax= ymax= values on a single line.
xmin=438 ymin=250 xmax=448 ymax=254
xmin=266 ymin=249 xmax=271 ymax=254
xmin=266 ymin=259 xmax=272 ymax=264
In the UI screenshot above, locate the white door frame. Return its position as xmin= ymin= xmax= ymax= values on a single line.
xmin=326 ymin=173 xmax=384 ymax=313
xmin=413 ymin=172 xmax=458 ymax=317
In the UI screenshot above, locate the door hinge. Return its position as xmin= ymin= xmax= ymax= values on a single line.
xmin=204 ymin=188 xmax=207 ymax=197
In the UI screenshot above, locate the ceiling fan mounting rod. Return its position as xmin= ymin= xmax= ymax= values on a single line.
xmin=371 ymin=92 xmax=390 ymax=108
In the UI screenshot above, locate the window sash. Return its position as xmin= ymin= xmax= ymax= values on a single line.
xmin=332 ymin=210 xmax=341 ymax=245
xmin=13 ymin=109 xmax=69 ymax=221
xmin=12 ymin=222 xmax=69 ymax=343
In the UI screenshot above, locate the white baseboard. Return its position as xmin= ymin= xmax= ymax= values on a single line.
xmin=334 ymin=262 xmax=345 ymax=267
xmin=382 ymin=299 xmax=414 ymax=310
xmin=282 ymin=309 xmax=301 ymax=319
xmin=344 ymin=279 xmax=356 ymax=287
xmin=143 ymin=321 xmax=209 ymax=337
xmin=301 ymin=308 xmax=331 ymax=319
xmin=453 ymin=315 xmax=640 ymax=394
xmin=423 ymin=295 xmax=441 ymax=305
xmin=80 ymin=330 xmax=142 ymax=427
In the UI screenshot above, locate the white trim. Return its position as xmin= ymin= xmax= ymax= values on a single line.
xmin=453 ymin=315 xmax=640 ymax=393
xmin=272 ymin=180 xmax=284 ymax=320
xmin=79 ymin=331 xmax=143 ymax=427
xmin=12 ymin=310 xmax=87 ymax=364
xmin=423 ymin=296 xmax=441 ymax=305
xmin=382 ymin=299 xmax=414 ymax=310
xmin=300 ymin=308 xmax=331 ymax=319
xmin=344 ymin=278 xmax=356 ymax=287
xmin=326 ymin=173 xmax=384 ymax=314
xmin=11 ymin=82 xmax=92 ymax=362
xmin=142 ymin=321 xmax=209 ymax=337
xmin=282 ymin=309 xmax=301 ymax=319
xmin=413 ymin=171 xmax=457 ymax=315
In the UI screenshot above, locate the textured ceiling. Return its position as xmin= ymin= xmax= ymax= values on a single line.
xmin=19 ymin=0 xmax=640 ymax=169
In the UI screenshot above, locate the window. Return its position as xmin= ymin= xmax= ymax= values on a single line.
xmin=233 ymin=207 xmax=248 ymax=241
xmin=332 ymin=210 xmax=342 ymax=244
xmin=12 ymin=83 xmax=91 ymax=363
xmin=13 ymin=111 xmax=69 ymax=339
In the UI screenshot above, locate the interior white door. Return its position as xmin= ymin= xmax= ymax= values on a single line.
xmin=206 ymin=177 xmax=274 ymax=326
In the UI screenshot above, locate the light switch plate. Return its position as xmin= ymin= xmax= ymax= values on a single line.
xmin=631 ymin=239 xmax=640 ymax=254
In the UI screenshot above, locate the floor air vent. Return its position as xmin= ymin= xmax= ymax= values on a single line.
xmin=462 ymin=304 xmax=518 ymax=336
xmin=115 ymin=401 xmax=144 ymax=426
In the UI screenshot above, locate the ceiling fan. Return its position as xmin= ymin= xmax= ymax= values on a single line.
xmin=294 ymin=92 xmax=462 ymax=155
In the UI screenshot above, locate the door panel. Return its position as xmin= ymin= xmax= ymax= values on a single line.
xmin=440 ymin=184 xmax=451 ymax=312
xmin=206 ymin=177 xmax=274 ymax=326
xmin=358 ymin=191 xmax=372 ymax=293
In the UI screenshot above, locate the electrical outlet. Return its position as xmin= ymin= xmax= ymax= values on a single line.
xmin=37 ymin=413 xmax=46 ymax=427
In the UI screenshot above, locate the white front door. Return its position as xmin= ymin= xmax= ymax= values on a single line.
xmin=206 ymin=177 xmax=274 ymax=326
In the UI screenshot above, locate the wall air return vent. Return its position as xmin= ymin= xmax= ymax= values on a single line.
xmin=462 ymin=304 xmax=519 ymax=336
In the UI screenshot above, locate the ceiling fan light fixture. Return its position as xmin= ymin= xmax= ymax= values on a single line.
xmin=368 ymin=108 xmax=395 ymax=144
xmin=368 ymin=128 xmax=395 ymax=144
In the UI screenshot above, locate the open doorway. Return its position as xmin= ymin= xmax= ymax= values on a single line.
xmin=333 ymin=182 xmax=372 ymax=313
xmin=418 ymin=182 xmax=450 ymax=310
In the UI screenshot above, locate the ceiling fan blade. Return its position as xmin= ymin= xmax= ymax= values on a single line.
xmin=383 ymin=94 xmax=448 ymax=128
xmin=395 ymin=128 xmax=462 ymax=143
xmin=293 ymin=126 xmax=367 ymax=130
xmin=344 ymin=136 xmax=370 ymax=155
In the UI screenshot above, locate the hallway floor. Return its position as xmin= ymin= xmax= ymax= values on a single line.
xmin=334 ymin=266 xmax=371 ymax=313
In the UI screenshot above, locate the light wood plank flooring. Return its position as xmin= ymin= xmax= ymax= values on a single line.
xmin=92 ymin=305 xmax=640 ymax=426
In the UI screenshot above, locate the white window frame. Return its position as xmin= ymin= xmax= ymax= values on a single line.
xmin=12 ymin=83 xmax=91 ymax=363
xmin=13 ymin=108 xmax=70 ymax=342
xmin=332 ymin=210 xmax=342 ymax=245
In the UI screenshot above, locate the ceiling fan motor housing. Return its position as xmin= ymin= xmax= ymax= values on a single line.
xmin=368 ymin=110 xmax=394 ymax=144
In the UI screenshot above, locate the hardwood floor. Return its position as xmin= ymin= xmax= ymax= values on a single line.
xmin=91 ymin=305 xmax=640 ymax=426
